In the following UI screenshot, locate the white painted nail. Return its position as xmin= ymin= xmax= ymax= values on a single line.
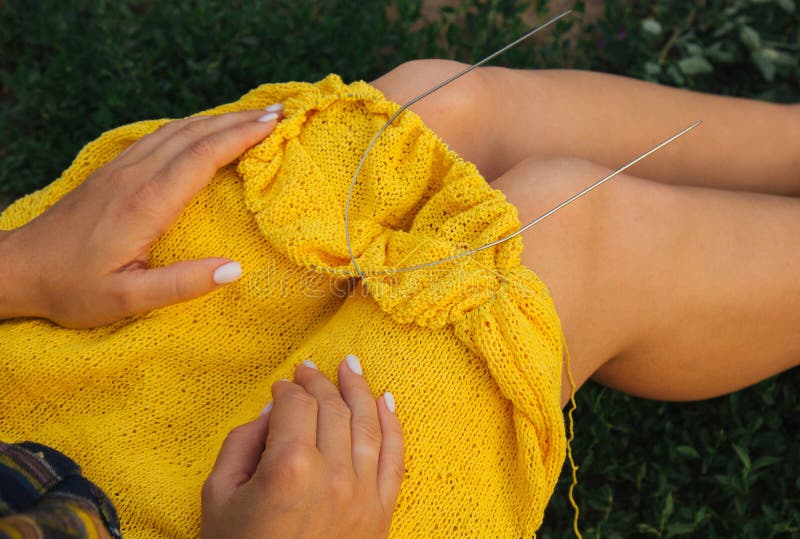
xmin=264 ymin=103 xmax=283 ymax=112
xmin=260 ymin=402 xmax=273 ymax=415
xmin=257 ymin=112 xmax=278 ymax=123
xmin=302 ymin=359 xmax=318 ymax=370
xmin=384 ymin=392 xmax=396 ymax=414
xmin=345 ymin=354 xmax=363 ymax=375
xmin=213 ymin=261 xmax=242 ymax=284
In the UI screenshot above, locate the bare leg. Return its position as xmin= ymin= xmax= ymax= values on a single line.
xmin=372 ymin=61 xmax=800 ymax=405
xmin=491 ymin=157 xmax=800 ymax=405
xmin=372 ymin=60 xmax=800 ymax=194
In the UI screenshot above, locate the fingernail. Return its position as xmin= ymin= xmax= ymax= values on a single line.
xmin=345 ymin=354 xmax=363 ymax=375
xmin=384 ymin=392 xmax=396 ymax=414
xmin=264 ymin=103 xmax=283 ymax=112
xmin=257 ymin=112 xmax=278 ymax=123
xmin=302 ymin=359 xmax=317 ymax=370
xmin=213 ymin=261 xmax=242 ymax=284
xmin=260 ymin=401 xmax=273 ymax=415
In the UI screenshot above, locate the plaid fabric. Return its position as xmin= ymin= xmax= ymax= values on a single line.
xmin=0 ymin=441 xmax=121 ymax=539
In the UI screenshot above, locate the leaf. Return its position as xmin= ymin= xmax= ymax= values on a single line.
xmin=686 ymin=43 xmax=704 ymax=57
xmin=763 ymin=47 xmax=797 ymax=67
xmin=666 ymin=522 xmax=699 ymax=537
xmin=676 ymin=445 xmax=700 ymax=459
xmin=661 ymin=492 xmax=675 ymax=524
xmin=751 ymin=49 xmax=777 ymax=81
xmin=642 ymin=18 xmax=662 ymax=35
xmin=637 ymin=523 xmax=661 ymax=536
xmin=775 ymin=0 xmax=796 ymax=12
xmin=678 ymin=56 xmax=714 ymax=76
xmin=732 ymin=443 xmax=751 ymax=471
xmin=693 ymin=507 xmax=710 ymax=525
xmin=739 ymin=25 xmax=762 ymax=50
xmin=752 ymin=455 xmax=783 ymax=470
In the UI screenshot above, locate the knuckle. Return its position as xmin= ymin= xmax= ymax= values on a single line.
xmin=187 ymin=137 xmax=217 ymax=161
xmin=112 ymin=280 xmax=138 ymax=316
xmin=180 ymin=119 xmax=207 ymax=138
xmin=157 ymin=118 xmax=186 ymax=133
xmin=320 ymin=395 xmax=351 ymax=422
xmin=200 ymin=476 xmax=219 ymax=505
xmin=282 ymin=387 xmax=319 ymax=411
xmin=168 ymin=269 xmax=194 ymax=302
xmin=121 ymin=179 xmax=162 ymax=218
xmin=376 ymin=513 xmax=392 ymax=536
xmin=386 ymin=455 xmax=406 ymax=485
xmin=224 ymin=423 xmax=249 ymax=442
xmin=325 ymin=470 xmax=355 ymax=504
xmin=106 ymin=165 xmax=137 ymax=185
xmin=352 ymin=415 xmax=382 ymax=447
xmin=271 ymin=443 xmax=318 ymax=483
xmin=254 ymin=444 xmax=320 ymax=510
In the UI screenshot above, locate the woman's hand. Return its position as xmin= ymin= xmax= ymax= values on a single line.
xmin=201 ymin=356 xmax=404 ymax=539
xmin=0 ymin=106 xmax=283 ymax=328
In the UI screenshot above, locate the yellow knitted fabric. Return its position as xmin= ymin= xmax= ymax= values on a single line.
xmin=0 ymin=75 xmax=568 ymax=537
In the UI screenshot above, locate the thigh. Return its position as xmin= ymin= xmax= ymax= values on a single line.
xmin=492 ymin=157 xmax=800 ymax=405
xmin=372 ymin=60 xmax=800 ymax=195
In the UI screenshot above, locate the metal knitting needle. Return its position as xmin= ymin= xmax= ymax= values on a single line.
xmin=360 ymin=120 xmax=701 ymax=277
xmin=345 ymin=9 xmax=574 ymax=280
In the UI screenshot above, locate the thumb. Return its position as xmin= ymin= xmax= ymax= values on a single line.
xmin=206 ymin=410 xmax=272 ymax=501
xmin=116 ymin=258 xmax=242 ymax=316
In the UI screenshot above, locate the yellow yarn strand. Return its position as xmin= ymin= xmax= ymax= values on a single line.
xmin=564 ymin=340 xmax=583 ymax=538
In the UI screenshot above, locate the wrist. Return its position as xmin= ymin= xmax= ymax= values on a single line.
xmin=0 ymin=228 xmax=44 ymax=321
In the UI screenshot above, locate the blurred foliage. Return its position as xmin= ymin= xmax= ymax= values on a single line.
xmin=1 ymin=0 xmax=798 ymax=196
xmin=586 ymin=0 xmax=800 ymax=102
xmin=1 ymin=0 xmax=799 ymax=537
xmin=541 ymin=373 xmax=800 ymax=538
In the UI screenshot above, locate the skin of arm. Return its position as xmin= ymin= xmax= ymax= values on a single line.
xmin=0 ymin=109 xmax=284 ymax=328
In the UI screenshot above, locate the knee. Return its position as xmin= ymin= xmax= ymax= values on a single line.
xmin=371 ymin=59 xmax=477 ymax=108
xmin=493 ymin=154 xmax=670 ymax=306
xmin=494 ymin=156 xmax=620 ymax=224
xmin=498 ymin=155 xmax=667 ymax=225
xmin=371 ymin=59 xmax=486 ymax=142
xmin=492 ymin=156 xmax=675 ymax=390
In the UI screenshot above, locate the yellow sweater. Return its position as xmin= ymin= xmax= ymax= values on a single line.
xmin=0 ymin=75 xmax=571 ymax=538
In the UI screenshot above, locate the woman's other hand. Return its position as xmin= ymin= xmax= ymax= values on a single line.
xmin=201 ymin=356 xmax=404 ymax=539
xmin=0 ymin=106 xmax=283 ymax=328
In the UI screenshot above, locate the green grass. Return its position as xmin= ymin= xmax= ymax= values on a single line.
xmin=1 ymin=1 xmax=799 ymax=537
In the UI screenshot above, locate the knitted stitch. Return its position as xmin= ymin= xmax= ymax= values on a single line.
xmin=0 ymin=75 xmax=569 ymax=537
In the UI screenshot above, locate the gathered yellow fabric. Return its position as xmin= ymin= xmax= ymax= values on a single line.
xmin=0 ymin=75 xmax=570 ymax=537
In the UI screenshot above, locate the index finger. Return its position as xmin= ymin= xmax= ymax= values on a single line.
xmin=145 ymin=111 xmax=281 ymax=216
xmin=115 ymin=108 xmax=277 ymax=168
xmin=264 ymin=380 xmax=319 ymax=451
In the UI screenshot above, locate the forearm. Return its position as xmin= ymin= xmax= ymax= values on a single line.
xmin=479 ymin=68 xmax=800 ymax=194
